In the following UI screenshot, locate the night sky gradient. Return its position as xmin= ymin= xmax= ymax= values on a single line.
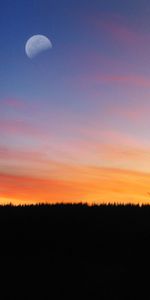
xmin=0 ymin=0 xmax=150 ymax=204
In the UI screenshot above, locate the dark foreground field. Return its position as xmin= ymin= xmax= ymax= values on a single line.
xmin=0 ymin=203 xmax=150 ymax=299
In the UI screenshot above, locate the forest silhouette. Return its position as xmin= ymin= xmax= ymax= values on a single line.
xmin=0 ymin=203 xmax=150 ymax=299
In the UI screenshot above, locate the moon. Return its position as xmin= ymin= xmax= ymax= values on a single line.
xmin=25 ymin=35 xmax=52 ymax=59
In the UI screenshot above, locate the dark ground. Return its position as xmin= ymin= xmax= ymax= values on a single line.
xmin=0 ymin=203 xmax=150 ymax=299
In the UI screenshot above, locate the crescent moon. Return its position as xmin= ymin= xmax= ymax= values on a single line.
xmin=25 ymin=35 xmax=52 ymax=59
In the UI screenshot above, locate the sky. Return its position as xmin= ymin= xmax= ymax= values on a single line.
xmin=0 ymin=0 xmax=150 ymax=205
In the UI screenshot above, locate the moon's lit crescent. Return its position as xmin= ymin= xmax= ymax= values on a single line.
xmin=25 ymin=35 xmax=52 ymax=58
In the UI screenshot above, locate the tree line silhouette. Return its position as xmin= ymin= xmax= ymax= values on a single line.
xmin=1 ymin=203 xmax=150 ymax=299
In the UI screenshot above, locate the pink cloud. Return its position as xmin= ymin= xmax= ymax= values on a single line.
xmin=79 ymin=126 xmax=140 ymax=146
xmin=0 ymin=146 xmax=46 ymax=163
xmin=77 ymin=72 xmax=150 ymax=90
xmin=100 ymin=20 xmax=139 ymax=45
xmin=97 ymin=74 xmax=150 ymax=87
xmin=88 ymin=12 xmax=145 ymax=47
xmin=107 ymin=103 xmax=150 ymax=122
xmin=3 ymin=98 xmax=25 ymax=109
xmin=0 ymin=119 xmax=47 ymax=138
